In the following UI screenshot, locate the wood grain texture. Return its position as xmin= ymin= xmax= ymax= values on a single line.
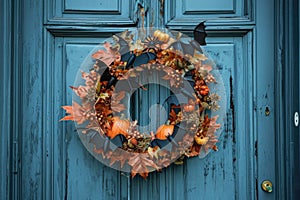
xmin=255 ymin=0 xmax=276 ymax=199
xmin=20 ymin=0 xmax=44 ymax=199
xmin=0 ymin=0 xmax=12 ymax=199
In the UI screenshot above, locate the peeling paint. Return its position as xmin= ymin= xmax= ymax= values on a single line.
xmin=159 ymin=0 xmax=164 ymax=25
xmin=229 ymin=75 xmax=235 ymax=132
xmin=137 ymin=3 xmax=146 ymax=32
xmin=64 ymin=159 xmax=69 ymax=200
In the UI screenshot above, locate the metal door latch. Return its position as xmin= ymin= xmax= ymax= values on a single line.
xmin=261 ymin=180 xmax=273 ymax=193
xmin=295 ymin=112 xmax=299 ymax=127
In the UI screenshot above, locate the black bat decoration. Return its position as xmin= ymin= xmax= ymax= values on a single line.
xmin=114 ymin=34 xmax=156 ymax=68
xmin=95 ymin=55 xmax=155 ymax=91
xmin=194 ymin=21 xmax=207 ymax=46
xmin=132 ymin=52 xmax=156 ymax=67
xmin=94 ymin=34 xmax=157 ymax=91
xmin=121 ymin=51 xmax=156 ymax=68
xmin=110 ymin=134 xmax=127 ymax=149
xmin=169 ymin=39 xmax=205 ymax=56
xmin=114 ymin=78 xmax=146 ymax=93
xmin=183 ymin=71 xmax=196 ymax=88
xmin=150 ymin=139 xmax=170 ymax=150
xmin=163 ymin=79 xmax=196 ymax=107
xmin=163 ymin=93 xmax=189 ymax=107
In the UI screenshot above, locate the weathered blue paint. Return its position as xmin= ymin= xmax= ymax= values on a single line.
xmin=0 ymin=1 xmax=12 ymax=200
xmin=279 ymin=0 xmax=300 ymax=199
xmin=255 ymin=1 xmax=276 ymax=199
xmin=2 ymin=0 xmax=299 ymax=199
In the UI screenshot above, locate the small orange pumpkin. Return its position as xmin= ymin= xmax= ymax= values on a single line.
xmin=159 ymin=33 xmax=170 ymax=43
xmin=155 ymin=124 xmax=174 ymax=140
xmin=153 ymin=30 xmax=162 ymax=38
xmin=154 ymin=30 xmax=170 ymax=43
xmin=106 ymin=116 xmax=130 ymax=139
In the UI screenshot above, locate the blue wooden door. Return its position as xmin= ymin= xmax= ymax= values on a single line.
xmin=7 ymin=0 xmax=282 ymax=199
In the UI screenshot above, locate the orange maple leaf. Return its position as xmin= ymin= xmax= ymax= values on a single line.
xmin=60 ymin=106 xmax=74 ymax=121
xmin=92 ymin=42 xmax=120 ymax=66
xmin=60 ymin=101 xmax=87 ymax=124
xmin=128 ymin=153 xmax=158 ymax=179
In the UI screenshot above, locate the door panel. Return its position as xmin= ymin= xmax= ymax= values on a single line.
xmin=45 ymin=0 xmax=135 ymax=25
xmin=165 ymin=0 xmax=250 ymax=26
xmin=47 ymin=36 xmax=130 ymax=199
xmin=185 ymin=36 xmax=254 ymax=200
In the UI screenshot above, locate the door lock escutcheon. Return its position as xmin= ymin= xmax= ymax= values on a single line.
xmin=261 ymin=180 xmax=273 ymax=193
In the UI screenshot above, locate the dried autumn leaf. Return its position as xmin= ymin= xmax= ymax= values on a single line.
xmin=194 ymin=52 xmax=208 ymax=61
xmin=81 ymin=70 xmax=99 ymax=87
xmin=109 ymin=151 xmax=129 ymax=168
xmin=111 ymin=91 xmax=126 ymax=113
xmin=138 ymin=172 xmax=149 ymax=179
xmin=84 ymin=120 xmax=103 ymax=134
xmin=201 ymin=64 xmax=212 ymax=72
xmin=111 ymin=104 xmax=126 ymax=113
xmin=206 ymin=115 xmax=221 ymax=136
xmin=148 ymin=147 xmax=160 ymax=159
xmin=163 ymin=75 xmax=177 ymax=87
xmin=128 ymin=153 xmax=159 ymax=179
xmin=92 ymin=42 xmax=121 ymax=66
xmin=168 ymin=109 xmax=178 ymax=123
xmin=60 ymin=101 xmax=87 ymax=124
xmin=70 ymin=85 xmax=89 ymax=98
xmin=112 ymin=91 xmax=125 ymax=102
xmin=60 ymin=114 xmax=74 ymax=121
xmin=130 ymin=39 xmax=144 ymax=51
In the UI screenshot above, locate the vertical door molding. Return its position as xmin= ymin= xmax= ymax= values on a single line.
xmin=276 ymin=0 xmax=300 ymax=199
xmin=0 ymin=0 xmax=12 ymax=199
xmin=1 ymin=0 xmax=24 ymax=199
xmin=19 ymin=0 xmax=44 ymax=199
xmin=255 ymin=0 xmax=277 ymax=199
xmin=274 ymin=0 xmax=287 ymax=198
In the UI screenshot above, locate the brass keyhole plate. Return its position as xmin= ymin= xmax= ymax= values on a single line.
xmin=261 ymin=180 xmax=273 ymax=193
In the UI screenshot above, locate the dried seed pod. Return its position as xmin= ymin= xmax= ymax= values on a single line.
xmin=200 ymin=85 xmax=209 ymax=96
xmin=129 ymin=138 xmax=138 ymax=146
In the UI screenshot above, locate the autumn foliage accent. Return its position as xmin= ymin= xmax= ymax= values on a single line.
xmin=106 ymin=116 xmax=130 ymax=139
xmin=155 ymin=124 xmax=174 ymax=140
xmin=60 ymin=29 xmax=222 ymax=179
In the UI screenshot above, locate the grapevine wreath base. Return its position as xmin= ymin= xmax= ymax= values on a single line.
xmin=61 ymin=28 xmax=225 ymax=179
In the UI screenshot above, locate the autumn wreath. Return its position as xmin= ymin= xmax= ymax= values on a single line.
xmin=61 ymin=28 xmax=224 ymax=179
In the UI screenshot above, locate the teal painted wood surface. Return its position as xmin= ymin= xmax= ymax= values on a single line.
xmin=0 ymin=1 xmax=12 ymax=200
xmin=2 ymin=0 xmax=299 ymax=199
